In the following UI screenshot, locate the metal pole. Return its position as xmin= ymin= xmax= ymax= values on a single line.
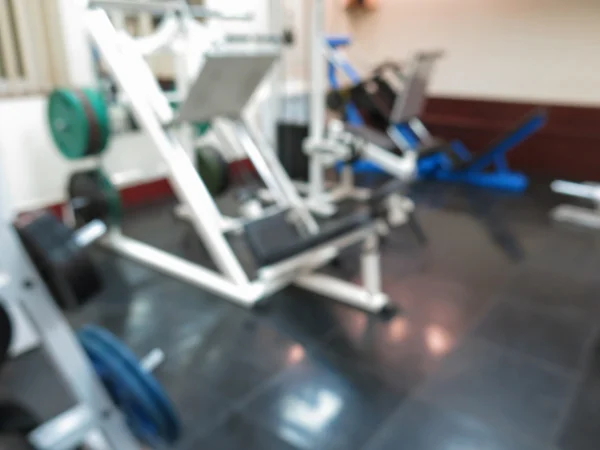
xmin=268 ymin=0 xmax=283 ymax=149
xmin=87 ymin=10 xmax=249 ymax=284
xmin=308 ymin=0 xmax=327 ymax=199
xmin=310 ymin=0 xmax=325 ymax=140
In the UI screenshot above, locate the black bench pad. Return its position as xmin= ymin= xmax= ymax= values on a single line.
xmin=245 ymin=211 xmax=372 ymax=267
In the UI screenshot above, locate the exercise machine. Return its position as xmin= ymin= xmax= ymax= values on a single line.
xmin=326 ymin=36 xmax=548 ymax=192
xmin=46 ymin=1 xmax=391 ymax=314
xmin=288 ymin=1 xmax=417 ymax=229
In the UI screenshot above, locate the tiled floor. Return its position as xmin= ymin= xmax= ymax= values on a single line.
xmin=6 ymin=181 xmax=600 ymax=449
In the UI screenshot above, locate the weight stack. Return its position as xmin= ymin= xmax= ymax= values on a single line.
xmin=277 ymin=122 xmax=309 ymax=182
xmin=277 ymin=94 xmax=309 ymax=182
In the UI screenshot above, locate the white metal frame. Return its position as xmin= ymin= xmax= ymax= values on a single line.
xmin=84 ymin=6 xmax=389 ymax=314
xmin=551 ymin=180 xmax=600 ymax=229
xmin=293 ymin=0 xmax=418 ymax=220
xmin=0 ymin=149 xmax=138 ymax=449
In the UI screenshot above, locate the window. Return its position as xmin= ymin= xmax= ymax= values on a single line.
xmin=0 ymin=0 xmax=67 ymax=96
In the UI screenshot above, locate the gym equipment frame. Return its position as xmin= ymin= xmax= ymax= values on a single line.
xmin=81 ymin=5 xmax=389 ymax=313
xmin=295 ymin=2 xmax=417 ymax=220
xmin=0 ymin=162 xmax=139 ymax=449
xmin=326 ymin=36 xmax=548 ymax=193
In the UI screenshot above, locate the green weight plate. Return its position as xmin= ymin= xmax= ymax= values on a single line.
xmin=68 ymin=169 xmax=122 ymax=227
xmin=48 ymin=88 xmax=109 ymax=159
xmin=48 ymin=89 xmax=89 ymax=159
xmin=82 ymin=88 xmax=111 ymax=155
xmin=196 ymin=146 xmax=229 ymax=197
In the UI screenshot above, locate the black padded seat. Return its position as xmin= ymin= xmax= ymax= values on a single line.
xmin=244 ymin=210 xmax=372 ymax=267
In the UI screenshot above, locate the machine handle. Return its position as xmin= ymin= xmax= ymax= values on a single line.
xmin=73 ymin=219 xmax=108 ymax=248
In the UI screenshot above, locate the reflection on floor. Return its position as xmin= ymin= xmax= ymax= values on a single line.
xmin=11 ymin=181 xmax=600 ymax=449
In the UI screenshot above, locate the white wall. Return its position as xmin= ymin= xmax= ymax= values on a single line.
xmin=325 ymin=0 xmax=600 ymax=105
xmin=0 ymin=97 xmax=167 ymax=211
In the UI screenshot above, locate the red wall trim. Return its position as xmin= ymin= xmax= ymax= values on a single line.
xmin=31 ymin=96 xmax=600 ymax=216
xmin=42 ymin=178 xmax=174 ymax=219
xmin=39 ymin=159 xmax=256 ymax=218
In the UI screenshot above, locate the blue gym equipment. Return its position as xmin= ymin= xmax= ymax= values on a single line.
xmin=78 ymin=325 xmax=181 ymax=447
xmin=325 ymin=36 xmax=548 ymax=192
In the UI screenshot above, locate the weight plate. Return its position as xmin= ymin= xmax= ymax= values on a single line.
xmin=81 ymin=326 xmax=181 ymax=444
xmin=196 ymin=145 xmax=229 ymax=197
xmin=0 ymin=401 xmax=40 ymax=434
xmin=68 ymin=169 xmax=122 ymax=227
xmin=15 ymin=212 xmax=102 ymax=310
xmin=82 ymin=88 xmax=111 ymax=155
xmin=78 ymin=330 xmax=168 ymax=446
xmin=48 ymin=88 xmax=110 ymax=159
xmin=0 ymin=302 xmax=12 ymax=371
xmin=48 ymin=89 xmax=89 ymax=160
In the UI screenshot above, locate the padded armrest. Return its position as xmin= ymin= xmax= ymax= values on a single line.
xmin=245 ymin=211 xmax=372 ymax=267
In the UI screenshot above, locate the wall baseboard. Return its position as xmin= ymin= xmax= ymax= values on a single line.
xmin=38 ymin=158 xmax=255 ymax=218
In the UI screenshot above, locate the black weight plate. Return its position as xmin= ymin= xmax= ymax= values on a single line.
xmin=47 ymin=88 xmax=110 ymax=160
xmin=0 ymin=303 xmax=12 ymax=371
xmin=0 ymin=401 xmax=39 ymax=435
xmin=68 ymin=169 xmax=122 ymax=227
xmin=196 ymin=146 xmax=230 ymax=197
xmin=15 ymin=212 xmax=102 ymax=310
